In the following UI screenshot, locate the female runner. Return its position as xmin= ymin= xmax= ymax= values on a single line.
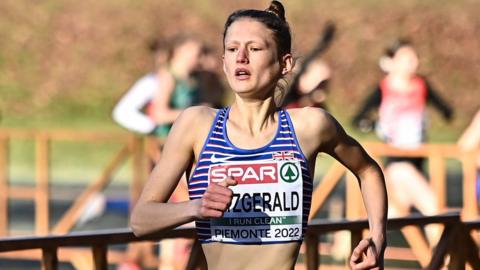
xmin=131 ymin=2 xmax=387 ymax=269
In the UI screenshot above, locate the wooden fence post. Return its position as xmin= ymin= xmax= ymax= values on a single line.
xmin=42 ymin=247 xmax=58 ymax=270
xmin=130 ymin=136 xmax=144 ymax=207
xmin=462 ymin=152 xmax=478 ymax=219
xmin=36 ymin=134 xmax=50 ymax=235
xmin=428 ymin=148 xmax=446 ymax=210
xmin=350 ymin=229 xmax=362 ymax=254
xmin=305 ymin=233 xmax=319 ymax=270
xmin=93 ymin=245 xmax=108 ymax=270
xmin=428 ymin=224 xmax=452 ymax=269
xmin=0 ymin=135 xmax=9 ymax=236
xmin=185 ymin=239 xmax=207 ymax=270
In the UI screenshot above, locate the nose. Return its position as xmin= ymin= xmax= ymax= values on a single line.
xmin=236 ymin=48 xmax=249 ymax=64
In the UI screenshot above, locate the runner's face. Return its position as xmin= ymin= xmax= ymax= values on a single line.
xmin=223 ymin=19 xmax=285 ymax=98
xmin=174 ymin=40 xmax=203 ymax=72
xmin=392 ymin=46 xmax=419 ymax=76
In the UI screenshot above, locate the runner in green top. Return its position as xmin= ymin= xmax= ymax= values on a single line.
xmin=147 ymin=35 xmax=203 ymax=137
xmin=150 ymin=71 xmax=200 ymax=136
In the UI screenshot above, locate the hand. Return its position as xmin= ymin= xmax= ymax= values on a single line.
xmin=197 ymin=177 xmax=237 ymax=219
xmin=352 ymin=118 xmax=374 ymax=133
xmin=349 ymin=238 xmax=384 ymax=270
xmin=358 ymin=119 xmax=374 ymax=133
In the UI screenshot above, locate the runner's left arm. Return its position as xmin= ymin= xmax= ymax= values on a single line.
xmin=317 ymin=110 xmax=387 ymax=269
xmin=424 ymin=79 xmax=453 ymax=121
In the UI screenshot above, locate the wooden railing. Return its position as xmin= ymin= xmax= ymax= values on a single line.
xmin=308 ymin=142 xmax=479 ymax=268
xmin=305 ymin=212 xmax=480 ymax=270
xmin=0 ymin=128 xmax=479 ymax=268
xmin=0 ymin=129 xmax=142 ymax=236
xmin=310 ymin=142 xmax=479 ymax=220
xmin=0 ymin=212 xmax=478 ymax=270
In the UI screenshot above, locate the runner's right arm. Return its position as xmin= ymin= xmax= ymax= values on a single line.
xmin=112 ymin=75 xmax=157 ymax=134
xmin=130 ymin=106 xmax=235 ymax=236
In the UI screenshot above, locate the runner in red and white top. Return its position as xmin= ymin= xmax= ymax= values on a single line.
xmin=352 ymin=38 xmax=453 ymax=245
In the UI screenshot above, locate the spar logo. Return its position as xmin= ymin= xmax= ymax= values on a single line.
xmin=209 ymin=163 xmax=278 ymax=184
xmin=280 ymin=162 xmax=300 ymax=183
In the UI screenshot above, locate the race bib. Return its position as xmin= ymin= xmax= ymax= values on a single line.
xmin=208 ymin=160 xmax=303 ymax=244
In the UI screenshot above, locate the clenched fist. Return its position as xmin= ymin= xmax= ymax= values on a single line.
xmin=196 ymin=177 xmax=237 ymax=219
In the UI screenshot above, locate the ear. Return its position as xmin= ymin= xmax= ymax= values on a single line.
xmin=222 ymin=54 xmax=227 ymax=76
xmin=379 ymin=56 xmax=393 ymax=73
xmin=281 ymin=53 xmax=293 ymax=76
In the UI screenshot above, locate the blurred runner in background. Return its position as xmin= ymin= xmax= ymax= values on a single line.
xmin=352 ymin=38 xmax=454 ymax=244
xmin=113 ymin=34 xmax=207 ymax=270
xmin=283 ymin=59 xmax=331 ymax=110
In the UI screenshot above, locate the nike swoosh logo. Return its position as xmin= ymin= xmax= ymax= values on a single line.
xmin=210 ymin=153 xmax=235 ymax=163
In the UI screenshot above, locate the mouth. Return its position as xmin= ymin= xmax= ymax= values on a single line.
xmin=234 ymin=68 xmax=251 ymax=80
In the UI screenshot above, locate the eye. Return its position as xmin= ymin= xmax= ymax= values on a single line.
xmin=226 ymin=47 xmax=238 ymax=52
xmin=250 ymin=47 xmax=262 ymax=52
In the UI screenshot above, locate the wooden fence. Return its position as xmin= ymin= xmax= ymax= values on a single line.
xmin=0 ymin=128 xmax=479 ymax=268
xmin=0 ymin=129 xmax=145 ymax=236
xmin=0 ymin=212 xmax=478 ymax=270
xmin=310 ymin=142 xmax=479 ymax=220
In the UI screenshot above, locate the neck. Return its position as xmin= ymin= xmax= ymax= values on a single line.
xmin=229 ymin=95 xmax=278 ymax=136
xmin=388 ymin=72 xmax=414 ymax=82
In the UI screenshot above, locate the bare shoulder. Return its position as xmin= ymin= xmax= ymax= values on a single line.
xmin=286 ymin=107 xmax=342 ymax=157
xmin=287 ymin=107 xmax=336 ymax=138
xmin=170 ymin=106 xmax=218 ymax=151
xmin=173 ymin=106 xmax=217 ymax=133
xmin=179 ymin=105 xmax=217 ymax=121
